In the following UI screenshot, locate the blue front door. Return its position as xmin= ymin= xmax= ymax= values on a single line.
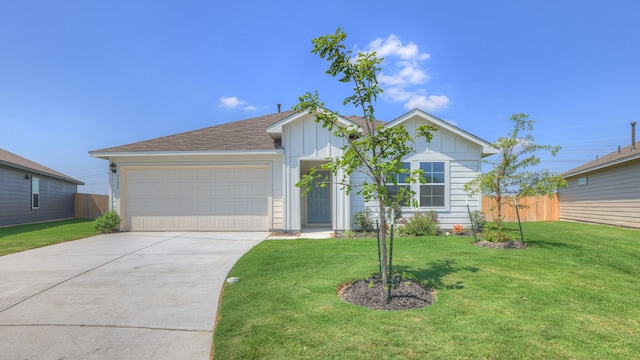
xmin=307 ymin=171 xmax=331 ymax=224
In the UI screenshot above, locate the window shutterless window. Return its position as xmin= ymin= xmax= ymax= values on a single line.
xmin=385 ymin=162 xmax=411 ymax=206
xmin=32 ymin=177 xmax=40 ymax=209
xmin=419 ymin=162 xmax=445 ymax=207
xmin=385 ymin=161 xmax=447 ymax=208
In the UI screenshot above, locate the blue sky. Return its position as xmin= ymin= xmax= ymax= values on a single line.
xmin=1 ymin=0 xmax=639 ymax=194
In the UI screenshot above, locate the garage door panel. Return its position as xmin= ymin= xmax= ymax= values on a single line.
xmin=161 ymin=170 xmax=178 ymax=180
xmin=160 ymin=184 xmax=177 ymax=196
xmin=251 ymin=184 xmax=268 ymax=196
xmin=142 ymin=217 xmax=158 ymax=229
xmin=252 ymin=168 xmax=268 ymax=179
xmin=161 ymin=218 xmax=176 ymax=228
xmin=143 ymin=170 xmax=159 ymax=180
xmin=198 ymin=185 xmax=212 ymax=196
xmin=214 ymin=169 xmax=230 ymax=179
xmin=124 ymin=166 xmax=270 ymax=231
xmin=197 ymin=169 xmax=213 ymax=180
xmin=233 ymin=168 xmax=250 ymax=178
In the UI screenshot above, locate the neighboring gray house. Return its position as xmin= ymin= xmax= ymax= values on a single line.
xmin=558 ymin=123 xmax=640 ymax=229
xmin=89 ymin=108 xmax=497 ymax=232
xmin=0 ymin=148 xmax=84 ymax=227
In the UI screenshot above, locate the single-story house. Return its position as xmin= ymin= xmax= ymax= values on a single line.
xmin=558 ymin=123 xmax=640 ymax=229
xmin=89 ymin=108 xmax=497 ymax=232
xmin=0 ymin=148 xmax=84 ymax=227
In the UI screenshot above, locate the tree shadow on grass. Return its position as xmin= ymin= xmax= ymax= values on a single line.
xmin=393 ymin=259 xmax=480 ymax=290
xmin=521 ymin=238 xmax=582 ymax=250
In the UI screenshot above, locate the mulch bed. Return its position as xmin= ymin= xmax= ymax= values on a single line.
xmin=338 ymin=276 xmax=436 ymax=310
xmin=474 ymin=240 xmax=528 ymax=249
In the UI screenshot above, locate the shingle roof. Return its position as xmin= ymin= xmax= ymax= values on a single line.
xmin=345 ymin=115 xmax=386 ymax=131
xmin=563 ymin=142 xmax=640 ymax=177
xmin=90 ymin=111 xmax=385 ymax=154
xmin=0 ymin=148 xmax=84 ymax=185
xmin=91 ymin=111 xmax=297 ymax=153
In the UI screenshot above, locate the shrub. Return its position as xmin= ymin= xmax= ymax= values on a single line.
xmin=94 ymin=211 xmax=121 ymax=233
xmin=399 ymin=211 xmax=439 ymax=236
xmin=481 ymin=224 xmax=513 ymax=242
xmin=470 ymin=210 xmax=487 ymax=232
xmin=353 ymin=209 xmax=375 ymax=232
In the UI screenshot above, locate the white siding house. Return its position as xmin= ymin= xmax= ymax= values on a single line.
xmin=90 ymin=109 xmax=497 ymax=233
xmin=354 ymin=110 xmax=496 ymax=229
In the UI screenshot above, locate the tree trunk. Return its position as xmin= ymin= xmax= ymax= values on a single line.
xmin=378 ymin=199 xmax=388 ymax=301
xmin=495 ymin=193 xmax=503 ymax=230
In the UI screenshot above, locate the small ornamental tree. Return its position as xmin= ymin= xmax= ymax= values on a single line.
xmin=464 ymin=113 xmax=567 ymax=241
xmin=294 ymin=28 xmax=436 ymax=296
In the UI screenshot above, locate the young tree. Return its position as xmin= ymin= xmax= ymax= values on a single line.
xmin=464 ymin=113 xmax=567 ymax=240
xmin=294 ymin=28 xmax=436 ymax=296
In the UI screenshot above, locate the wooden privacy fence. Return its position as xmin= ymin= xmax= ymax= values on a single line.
xmin=482 ymin=194 xmax=558 ymax=222
xmin=75 ymin=193 xmax=109 ymax=219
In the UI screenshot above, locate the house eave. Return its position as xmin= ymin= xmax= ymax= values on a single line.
xmin=0 ymin=161 xmax=84 ymax=185
xmin=89 ymin=149 xmax=284 ymax=160
xmin=563 ymin=152 xmax=640 ymax=178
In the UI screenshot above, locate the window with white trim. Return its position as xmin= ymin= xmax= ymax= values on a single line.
xmin=386 ymin=162 xmax=410 ymax=206
xmin=32 ymin=177 xmax=40 ymax=209
xmin=419 ymin=162 xmax=445 ymax=207
xmin=385 ymin=161 xmax=447 ymax=208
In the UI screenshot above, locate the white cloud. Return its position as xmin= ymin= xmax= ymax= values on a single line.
xmin=218 ymin=96 xmax=258 ymax=111
xmin=218 ymin=96 xmax=245 ymax=108
xmin=367 ymin=35 xmax=429 ymax=61
xmin=360 ymin=34 xmax=449 ymax=112
xmin=383 ymin=87 xmax=450 ymax=112
xmin=405 ymin=95 xmax=451 ymax=112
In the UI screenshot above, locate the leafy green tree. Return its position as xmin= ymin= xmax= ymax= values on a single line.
xmin=294 ymin=28 xmax=436 ymax=296
xmin=464 ymin=114 xmax=567 ymax=240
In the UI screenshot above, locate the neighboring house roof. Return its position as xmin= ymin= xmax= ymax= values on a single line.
xmin=0 ymin=148 xmax=84 ymax=185
xmin=563 ymin=142 xmax=640 ymax=177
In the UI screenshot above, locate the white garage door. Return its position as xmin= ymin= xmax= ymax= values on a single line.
xmin=123 ymin=166 xmax=270 ymax=231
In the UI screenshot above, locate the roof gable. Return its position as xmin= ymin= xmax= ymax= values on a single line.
xmin=0 ymin=148 xmax=84 ymax=185
xmin=266 ymin=108 xmax=364 ymax=138
xmin=385 ymin=109 xmax=498 ymax=157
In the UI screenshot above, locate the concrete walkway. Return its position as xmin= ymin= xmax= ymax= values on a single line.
xmin=0 ymin=231 xmax=267 ymax=360
xmin=266 ymin=227 xmax=335 ymax=240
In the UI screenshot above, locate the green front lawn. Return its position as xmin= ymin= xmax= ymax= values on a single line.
xmin=0 ymin=219 xmax=100 ymax=256
xmin=214 ymin=222 xmax=639 ymax=359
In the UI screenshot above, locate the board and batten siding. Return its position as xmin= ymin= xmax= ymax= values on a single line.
xmin=559 ymin=159 xmax=640 ymax=228
xmin=0 ymin=165 xmax=77 ymax=227
xmin=355 ymin=117 xmax=484 ymax=230
xmin=281 ymin=114 xmax=350 ymax=231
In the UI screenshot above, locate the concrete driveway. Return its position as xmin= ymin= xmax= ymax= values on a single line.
xmin=0 ymin=231 xmax=267 ymax=360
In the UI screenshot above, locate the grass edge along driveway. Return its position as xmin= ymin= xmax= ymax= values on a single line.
xmin=0 ymin=219 xmax=100 ymax=256
xmin=214 ymin=221 xmax=639 ymax=359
